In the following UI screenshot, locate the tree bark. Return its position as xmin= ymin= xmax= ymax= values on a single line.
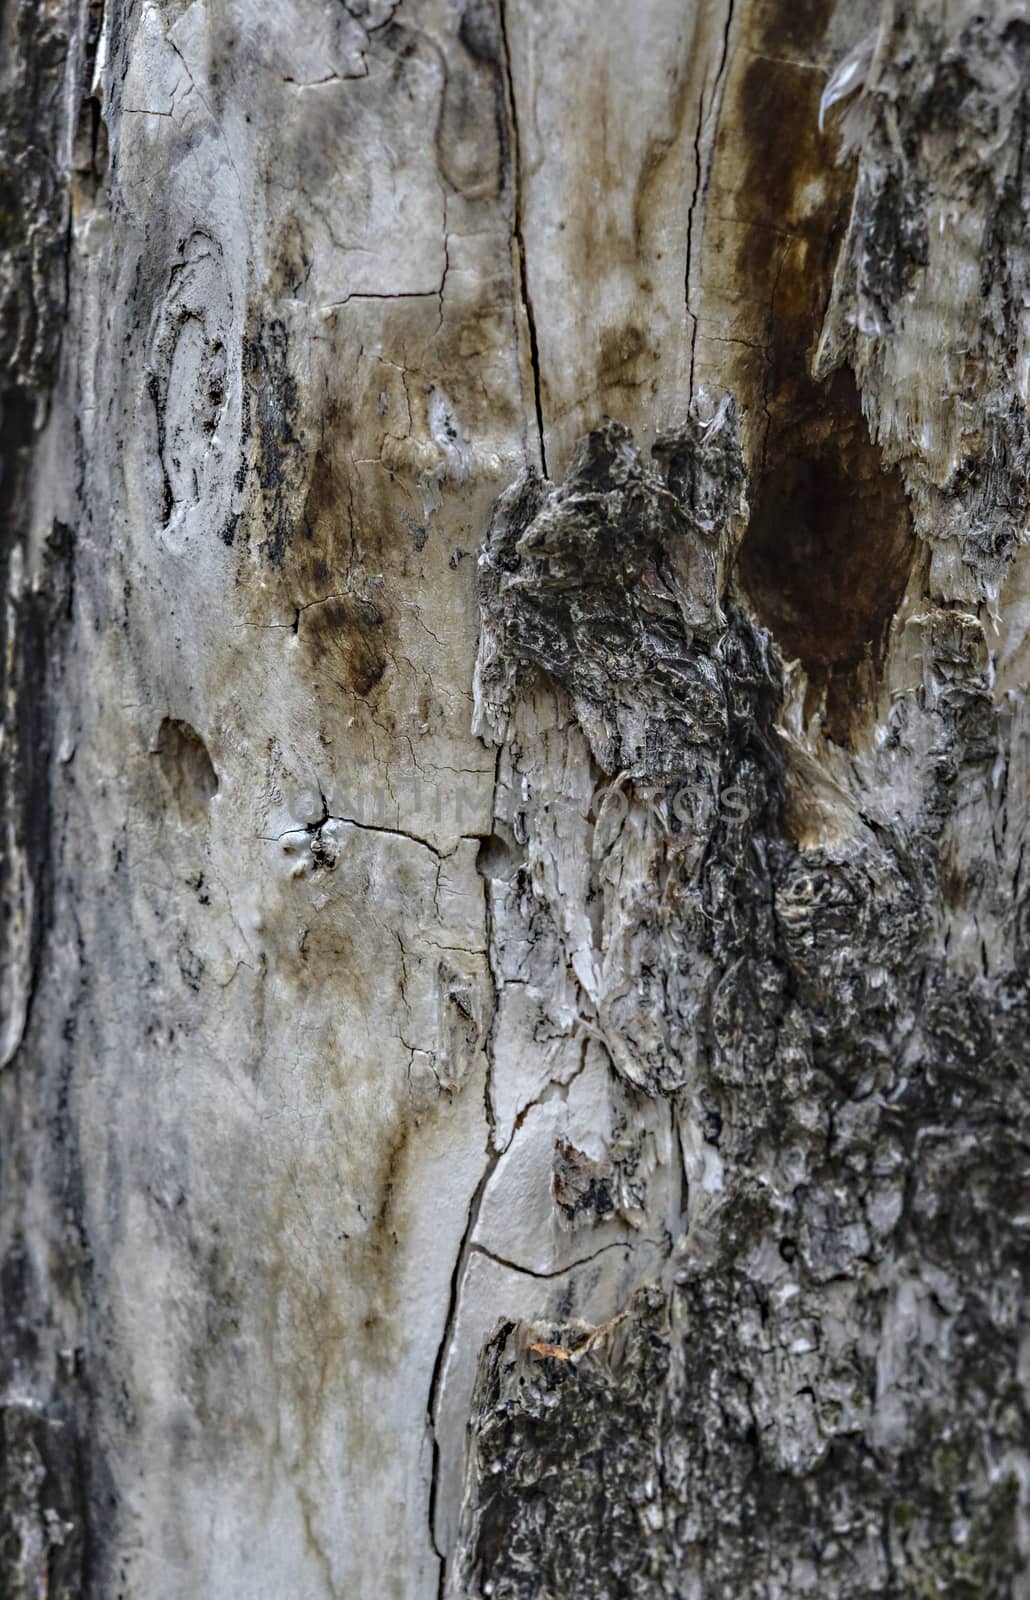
xmin=2 ymin=0 xmax=1028 ymax=1596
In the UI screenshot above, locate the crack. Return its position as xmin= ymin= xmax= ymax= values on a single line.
xmin=214 ymin=957 xmax=257 ymax=990
xmin=395 ymin=929 xmax=415 ymax=1032
xmin=262 ymin=813 xmax=469 ymax=861
xmin=427 ymin=756 xmax=504 ymax=1594
xmin=498 ymin=0 xmax=547 ymax=478
xmin=427 ymin=1135 xmax=501 ymax=1592
xmin=420 ymin=937 xmax=487 ymax=957
xmin=340 ymin=0 xmax=401 ymax=32
xmin=282 ymin=68 xmax=369 ymax=85
xmin=468 ymin=1236 xmax=647 ymax=1282
xmin=686 ymin=0 xmax=736 ymax=397
xmin=685 ymin=93 xmax=706 ymax=392
xmin=435 ymin=231 xmax=451 ymax=337
xmin=319 ymin=287 xmax=442 ymax=311
xmin=294 ymin=589 xmax=353 ymax=617
xmin=502 ymin=1032 xmax=593 ymax=1151
xmin=328 ymin=813 xmax=451 ymax=859
xmin=321 ymin=232 xmax=450 ymax=323
xmin=400 ymin=598 xmax=445 ymax=648
xmin=705 ymin=334 xmax=770 ymax=352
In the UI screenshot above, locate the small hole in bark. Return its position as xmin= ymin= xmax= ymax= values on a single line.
xmin=475 ymin=828 xmax=519 ymax=884
xmin=156 ymin=718 xmax=218 ymax=817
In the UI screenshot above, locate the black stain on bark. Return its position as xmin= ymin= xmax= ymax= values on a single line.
xmin=242 ymin=313 xmax=304 ymax=564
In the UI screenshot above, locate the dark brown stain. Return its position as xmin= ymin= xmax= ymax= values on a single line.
xmin=597 ymin=322 xmax=652 ymax=392
xmin=729 ymin=53 xmax=836 ymax=239
xmin=287 ymin=423 xmax=402 ymax=719
xmin=369 ymin=1115 xmax=412 ymax=1255
xmin=740 ymin=372 xmax=914 ymax=742
xmin=299 ymin=592 xmax=390 ymax=700
xmin=724 ymin=38 xmax=915 ymax=745
xmin=244 ymin=237 xmax=520 ymax=750
xmin=351 ymin=1084 xmax=446 ymax=1378
xmin=178 ymin=1091 xmax=433 ymax=1471
xmin=296 ymin=422 xmax=355 ymax=570
xmin=745 ymin=0 xmax=836 ymax=62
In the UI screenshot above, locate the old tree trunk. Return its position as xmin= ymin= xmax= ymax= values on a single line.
xmin=2 ymin=0 xmax=1029 ymax=1594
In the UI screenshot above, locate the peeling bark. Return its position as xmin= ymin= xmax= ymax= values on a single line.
xmin=1 ymin=0 xmax=1028 ymax=1597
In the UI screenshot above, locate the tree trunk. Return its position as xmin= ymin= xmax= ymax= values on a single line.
xmin=2 ymin=0 xmax=1028 ymax=1595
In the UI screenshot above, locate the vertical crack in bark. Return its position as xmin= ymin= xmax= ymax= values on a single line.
xmin=685 ymin=104 xmax=706 ymax=391
xmin=426 ymin=1112 xmax=500 ymax=1594
xmin=685 ymin=0 xmax=736 ymax=396
xmin=497 ymin=0 xmax=547 ymax=477
xmin=427 ymin=750 xmax=503 ymax=1594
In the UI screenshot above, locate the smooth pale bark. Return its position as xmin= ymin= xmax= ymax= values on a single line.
xmin=1 ymin=1 xmax=1028 ymax=1597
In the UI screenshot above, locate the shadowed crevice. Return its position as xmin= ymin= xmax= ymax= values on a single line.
xmin=739 ymin=369 xmax=914 ymax=743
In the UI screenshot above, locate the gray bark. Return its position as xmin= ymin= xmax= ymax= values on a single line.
xmin=1 ymin=0 xmax=1028 ymax=1597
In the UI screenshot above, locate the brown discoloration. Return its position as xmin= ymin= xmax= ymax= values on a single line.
xmin=744 ymin=0 xmax=837 ymax=64
xmin=707 ymin=29 xmax=915 ymax=744
xmin=716 ymin=50 xmax=854 ymax=400
xmin=219 ymin=801 xmax=492 ymax=1470
xmin=268 ymin=216 xmax=314 ymax=302
xmin=597 ymin=322 xmax=653 ymax=393
xmin=358 ymin=1104 xmax=420 ymax=1361
xmin=173 ymin=1030 xmax=467 ymax=1499
xmin=740 ymin=371 xmax=914 ymax=742
xmin=299 ymin=593 xmax=391 ymax=701
xmin=227 ymin=218 xmax=521 ymax=821
xmin=729 ymin=53 xmax=839 ymax=240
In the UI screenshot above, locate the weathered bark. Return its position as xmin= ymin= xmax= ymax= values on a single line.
xmin=1 ymin=0 xmax=1028 ymax=1597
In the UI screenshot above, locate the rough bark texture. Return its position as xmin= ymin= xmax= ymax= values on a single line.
xmin=1 ymin=0 xmax=1028 ymax=1597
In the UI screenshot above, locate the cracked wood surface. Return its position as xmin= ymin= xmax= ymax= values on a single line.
xmin=1 ymin=0 xmax=1028 ymax=1597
